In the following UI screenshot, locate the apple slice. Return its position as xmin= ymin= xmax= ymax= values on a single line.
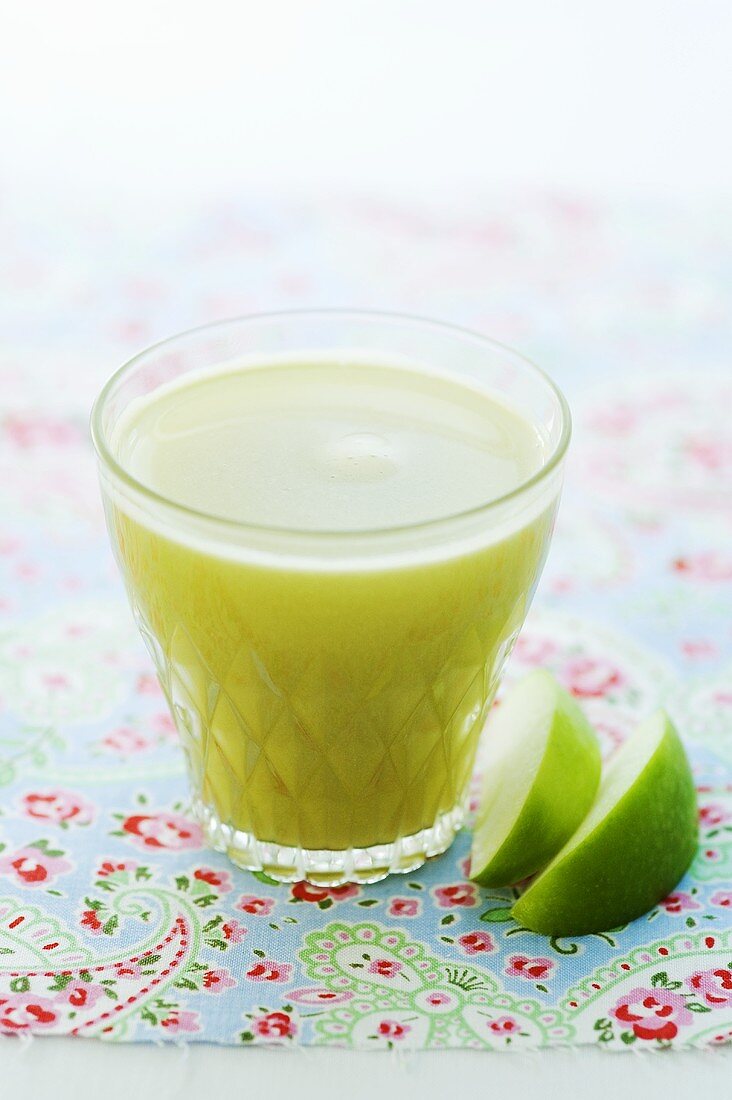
xmin=512 ymin=710 xmax=698 ymax=935
xmin=469 ymin=669 xmax=601 ymax=887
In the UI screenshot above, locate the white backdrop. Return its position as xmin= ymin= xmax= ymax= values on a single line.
xmin=2 ymin=0 xmax=732 ymax=202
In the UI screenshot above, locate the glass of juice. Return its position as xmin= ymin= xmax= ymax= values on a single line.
xmin=91 ymin=311 xmax=570 ymax=885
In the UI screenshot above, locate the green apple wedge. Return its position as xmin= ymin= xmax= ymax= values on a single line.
xmin=469 ymin=669 xmax=601 ymax=887
xmin=512 ymin=709 xmax=698 ymax=935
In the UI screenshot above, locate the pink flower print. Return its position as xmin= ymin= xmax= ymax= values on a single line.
xmin=160 ymin=1010 xmax=200 ymax=1033
xmin=489 ymin=1015 xmax=520 ymax=1035
xmin=0 ymin=535 xmax=21 ymax=555
xmin=193 ymin=867 xmax=233 ymax=893
xmin=687 ymin=968 xmax=732 ymax=1009
xmin=80 ymin=909 xmax=103 ymax=934
xmin=290 ymin=881 xmax=360 ymax=904
xmin=97 ymin=860 xmax=138 ymax=878
xmin=588 ymin=403 xmax=637 ymax=436
xmin=505 ymin=955 xmax=555 ymax=982
xmin=710 ymin=891 xmax=732 ymax=909
xmin=251 ymin=1011 xmax=295 ymax=1039
xmin=564 ymin=657 xmax=624 ymax=699
xmin=514 ymin=635 xmax=557 ymax=666
xmin=288 ymin=987 xmax=353 ymax=1006
xmin=594 ymin=719 xmax=625 ymax=751
xmin=660 ymin=891 xmax=700 ymax=915
xmin=434 ymin=883 xmax=478 ymax=908
xmin=246 ymin=959 xmax=292 ymax=983
xmin=222 ymin=919 xmax=248 ymax=943
xmin=21 ymin=789 xmax=94 ymax=826
xmin=673 ymin=553 xmax=732 ymax=583
xmin=40 ymin=669 xmax=67 ymax=686
xmin=152 ymin=712 xmax=177 ymax=737
xmin=377 ymin=1019 xmax=411 ymax=1040
xmin=684 ymin=438 xmax=732 ymax=473
xmin=65 ymin=623 xmax=91 ymax=639
xmin=4 ymin=414 xmax=81 ymax=449
xmin=237 ymin=895 xmax=275 ymax=916
xmin=121 ymin=811 xmax=202 ymax=850
xmin=387 ymin=897 xmax=421 ymax=918
xmin=14 ymin=563 xmax=39 ymax=585
xmin=202 ymin=968 xmax=236 ymax=993
xmin=54 ymin=982 xmax=105 ymax=1009
xmin=0 ymin=994 xmax=60 ymax=1034
xmin=0 ymin=845 xmax=72 ymax=888
xmin=136 ymin=673 xmax=162 ymax=696
xmin=680 ymin=640 xmax=717 ymax=660
xmin=102 ymin=727 xmax=150 ymax=754
xmin=611 ymin=987 xmax=693 ymax=1041
xmin=367 ymin=958 xmax=403 ymax=979
xmin=458 ymin=931 xmax=496 ymax=956
xmin=699 ymin=803 xmax=731 ymax=829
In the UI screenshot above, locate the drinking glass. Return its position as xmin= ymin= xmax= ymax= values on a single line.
xmin=91 ymin=311 xmax=570 ymax=884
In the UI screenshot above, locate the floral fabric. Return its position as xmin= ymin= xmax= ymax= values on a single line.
xmin=0 ymin=193 xmax=730 ymax=1049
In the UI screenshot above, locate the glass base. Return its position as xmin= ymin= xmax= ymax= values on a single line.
xmin=192 ymin=797 xmax=466 ymax=886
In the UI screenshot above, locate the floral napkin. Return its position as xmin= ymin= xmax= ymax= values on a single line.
xmin=0 ymin=192 xmax=730 ymax=1050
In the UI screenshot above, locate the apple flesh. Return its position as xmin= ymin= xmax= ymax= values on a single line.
xmin=469 ymin=669 xmax=601 ymax=887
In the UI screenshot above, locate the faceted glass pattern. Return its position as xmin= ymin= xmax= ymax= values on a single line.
xmin=92 ymin=312 xmax=569 ymax=884
xmin=108 ymin=497 xmax=555 ymax=884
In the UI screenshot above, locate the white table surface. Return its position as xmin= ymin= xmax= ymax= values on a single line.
xmin=1 ymin=1039 xmax=729 ymax=1099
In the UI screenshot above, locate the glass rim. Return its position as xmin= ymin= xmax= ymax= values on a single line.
xmin=90 ymin=308 xmax=572 ymax=542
